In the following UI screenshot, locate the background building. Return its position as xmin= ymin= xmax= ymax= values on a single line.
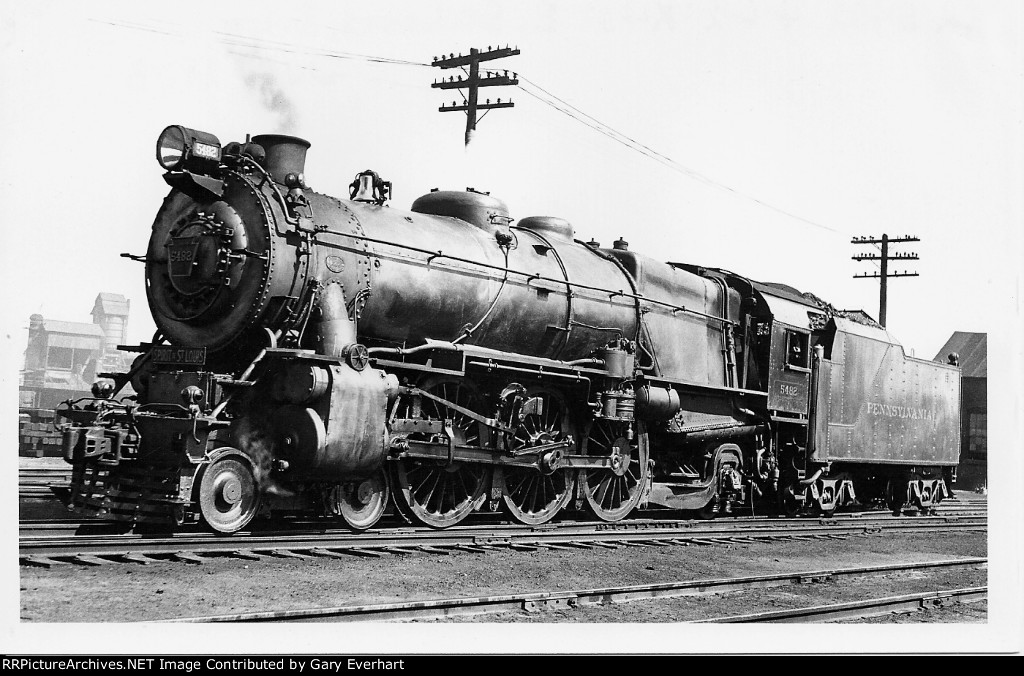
xmin=934 ymin=332 xmax=987 ymax=492
xmin=19 ymin=293 xmax=132 ymax=455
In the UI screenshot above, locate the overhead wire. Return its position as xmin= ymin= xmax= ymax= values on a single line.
xmin=92 ymin=15 xmax=846 ymax=236
xmin=515 ymin=74 xmax=845 ymax=235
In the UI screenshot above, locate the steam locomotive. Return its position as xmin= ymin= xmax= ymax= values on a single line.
xmin=56 ymin=125 xmax=962 ymax=533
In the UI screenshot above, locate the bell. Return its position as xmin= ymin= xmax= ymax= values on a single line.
xmin=351 ymin=173 xmax=377 ymax=202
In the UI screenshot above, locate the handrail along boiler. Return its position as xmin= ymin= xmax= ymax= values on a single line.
xmin=57 ymin=125 xmax=962 ymax=532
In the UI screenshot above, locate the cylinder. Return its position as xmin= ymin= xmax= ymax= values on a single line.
xmin=272 ymin=364 xmax=330 ymax=404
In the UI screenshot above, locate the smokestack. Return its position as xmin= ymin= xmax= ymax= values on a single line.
xmin=251 ymin=134 xmax=311 ymax=185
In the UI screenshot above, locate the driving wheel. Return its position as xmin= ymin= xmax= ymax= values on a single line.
xmin=579 ymin=419 xmax=649 ymax=522
xmin=393 ymin=378 xmax=491 ymax=528
xmin=496 ymin=387 xmax=575 ymax=525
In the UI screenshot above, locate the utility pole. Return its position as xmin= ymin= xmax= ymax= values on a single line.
xmin=851 ymin=234 xmax=920 ymax=327
xmin=432 ymin=46 xmax=520 ymax=146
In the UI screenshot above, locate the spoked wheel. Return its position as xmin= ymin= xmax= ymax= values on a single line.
xmin=197 ymin=448 xmax=262 ymax=534
xmin=332 ymin=469 xmax=390 ymax=531
xmin=496 ymin=388 xmax=575 ymax=525
xmin=393 ymin=378 xmax=492 ymax=528
xmin=579 ymin=419 xmax=649 ymax=522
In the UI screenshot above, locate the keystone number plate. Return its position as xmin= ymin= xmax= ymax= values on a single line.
xmin=168 ymin=237 xmax=200 ymax=278
xmin=151 ymin=346 xmax=207 ymax=366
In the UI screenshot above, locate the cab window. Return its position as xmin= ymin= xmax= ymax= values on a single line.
xmin=785 ymin=330 xmax=810 ymax=370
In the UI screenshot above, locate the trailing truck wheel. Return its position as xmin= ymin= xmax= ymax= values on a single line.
xmin=778 ymin=484 xmax=803 ymax=517
xmin=579 ymin=420 xmax=649 ymax=522
xmin=197 ymin=448 xmax=261 ymax=534
xmin=497 ymin=387 xmax=575 ymax=525
xmin=694 ymin=497 xmax=717 ymax=520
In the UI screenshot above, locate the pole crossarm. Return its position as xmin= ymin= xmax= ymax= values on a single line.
xmin=851 ymin=232 xmax=921 ymax=327
xmin=430 ymin=46 xmax=521 ymax=146
xmin=440 ymin=102 xmax=515 ymax=113
xmin=432 ymin=47 xmax=520 ymax=69
xmin=851 ymin=236 xmax=920 ymax=244
xmin=851 ymin=253 xmax=919 ymax=262
xmin=432 ymin=75 xmax=520 ymax=90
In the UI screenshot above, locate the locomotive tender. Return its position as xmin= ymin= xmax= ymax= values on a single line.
xmin=57 ymin=125 xmax=961 ymax=532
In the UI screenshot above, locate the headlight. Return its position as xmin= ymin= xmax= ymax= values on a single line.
xmin=156 ymin=125 xmax=222 ymax=171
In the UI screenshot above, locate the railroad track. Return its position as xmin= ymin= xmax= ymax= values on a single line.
xmin=156 ymin=557 xmax=987 ymax=623
xmin=699 ymin=586 xmax=987 ymax=623
xmin=17 ymin=501 xmax=988 ymax=537
xmin=18 ymin=468 xmax=72 ymax=499
xmin=20 ymin=513 xmax=986 ymax=568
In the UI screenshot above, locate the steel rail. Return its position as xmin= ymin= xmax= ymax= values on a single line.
xmin=157 ymin=557 xmax=987 ymax=623
xmin=20 ymin=513 xmax=986 ymax=546
xmin=698 ymin=586 xmax=988 ymax=623
xmin=19 ymin=517 xmax=986 ymax=567
xmin=16 ymin=514 xmax=987 ymax=540
xmin=19 ymin=501 xmax=987 ymax=544
xmin=16 ymin=499 xmax=986 ymax=525
xmin=17 ymin=507 xmax=989 ymax=541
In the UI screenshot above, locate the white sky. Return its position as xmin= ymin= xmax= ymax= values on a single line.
xmin=0 ymin=0 xmax=1021 ymax=654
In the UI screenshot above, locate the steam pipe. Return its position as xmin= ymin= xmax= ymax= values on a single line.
xmin=316 ymin=283 xmax=357 ymax=358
